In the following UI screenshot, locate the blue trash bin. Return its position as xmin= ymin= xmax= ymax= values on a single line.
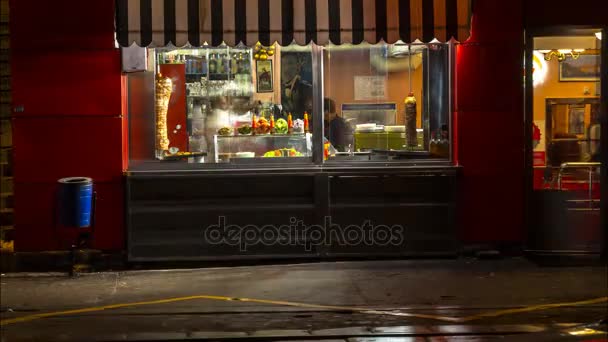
xmin=57 ymin=177 xmax=93 ymax=228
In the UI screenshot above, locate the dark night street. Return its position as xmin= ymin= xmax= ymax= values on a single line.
xmin=1 ymin=258 xmax=607 ymax=341
xmin=2 ymin=0 xmax=608 ymax=341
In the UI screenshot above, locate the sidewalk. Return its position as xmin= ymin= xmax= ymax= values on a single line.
xmin=1 ymin=258 xmax=607 ymax=341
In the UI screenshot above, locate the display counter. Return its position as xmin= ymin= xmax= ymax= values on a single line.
xmin=124 ymin=38 xmax=458 ymax=261
xmin=126 ymin=165 xmax=460 ymax=261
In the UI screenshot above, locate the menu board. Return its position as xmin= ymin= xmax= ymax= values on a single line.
xmin=354 ymin=76 xmax=387 ymax=101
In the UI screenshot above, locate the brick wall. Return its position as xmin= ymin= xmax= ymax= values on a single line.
xmin=0 ymin=0 xmax=13 ymax=244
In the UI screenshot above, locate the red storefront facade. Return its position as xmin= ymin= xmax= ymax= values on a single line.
xmin=9 ymin=0 xmax=607 ymax=254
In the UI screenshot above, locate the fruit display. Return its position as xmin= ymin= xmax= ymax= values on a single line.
xmin=217 ymin=127 xmax=233 ymax=136
xmin=275 ymin=118 xmax=288 ymax=134
xmin=263 ymin=148 xmax=303 ymax=157
xmin=237 ymin=124 xmax=252 ymax=135
xmin=254 ymin=117 xmax=271 ymax=134
xmin=253 ymin=42 xmax=275 ymax=61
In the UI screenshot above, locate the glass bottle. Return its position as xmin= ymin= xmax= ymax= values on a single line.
xmin=222 ymin=53 xmax=230 ymax=74
xmin=208 ymin=53 xmax=217 ymax=74
xmin=252 ymin=113 xmax=258 ymax=136
xmin=230 ymin=53 xmax=239 ymax=75
xmin=303 ymin=112 xmax=310 ymax=133
xmin=429 ymin=131 xmax=437 ymax=156
xmin=201 ymin=54 xmax=208 ymax=75
xmin=216 ymin=53 xmax=226 ymax=74
xmin=241 ymin=52 xmax=250 ymax=74
xmin=287 ymin=113 xmax=293 ymax=134
xmin=269 ymin=114 xmax=275 ymax=134
xmin=439 ymin=131 xmax=449 ymax=157
xmin=236 ymin=53 xmax=244 ymax=74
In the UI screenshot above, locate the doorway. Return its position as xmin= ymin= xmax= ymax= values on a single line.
xmin=525 ymin=28 xmax=606 ymax=256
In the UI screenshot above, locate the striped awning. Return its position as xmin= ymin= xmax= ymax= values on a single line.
xmin=116 ymin=0 xmax=472 ymax=47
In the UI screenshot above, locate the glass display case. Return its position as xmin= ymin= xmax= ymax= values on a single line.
xmin=339 ymin=103 xmax=422 ymax=152
xmin=214 ymin=133 xmax=312 ymax=163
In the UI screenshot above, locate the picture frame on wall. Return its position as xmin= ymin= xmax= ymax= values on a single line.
xmin=559 ymin=54 xmax=600 ymax=82
xmin=280 ymin=51 xmax=312 ymax=118
xmin=256 ymin=60 xmax=273 ymax=93
xmin=568 ymin=105 xmax=585 ymax=135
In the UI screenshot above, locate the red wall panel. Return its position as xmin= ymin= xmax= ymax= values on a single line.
xmin=455 ymin=0 xmax=525 ymax=244
xmin=11 ymin=50 xmax=122 ymax=117
xmin=10 ymin=0 xmax=126 ymax=251
xmin=14 ymin=181 xmax=124 ymax=251
xmin=9 ymin=0 xmax=116 ymax=50
xmin=525 ymin=0 xmax=608 ymax=28
xmin=456 ymin=110 xmax=525 ymax=177
xmin=12 ymin=116 xmax=124 ymax=183
xmin=456 ymin=45 xmax=523 ymax=113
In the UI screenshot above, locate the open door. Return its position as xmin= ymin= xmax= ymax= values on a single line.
xmin=525 ymin=28 xmax=606 ymax=257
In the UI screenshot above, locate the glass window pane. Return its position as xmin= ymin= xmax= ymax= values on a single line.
xmin=532 ymin=35 xmax=601 ymax=178
xmin=127 ymin=43 xmax=315 ymax=167
xmin=529 ymin=31 xmax=602 ymax=254
xmin=322 ymin=42 xmax=452 ymax=162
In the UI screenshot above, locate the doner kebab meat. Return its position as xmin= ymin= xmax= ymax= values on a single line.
xmin=405 ymin=92 xmax=417 ymax=147
xmin=155 ymin=73 xmax=172 ymax=153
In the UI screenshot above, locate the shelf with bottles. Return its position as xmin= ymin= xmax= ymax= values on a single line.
xmin=157 ymin=46 xmax=253 ymax=80
xmin=186 ymin=78 xmax=254 ymax=99
xmin=207 ymin=50 xmax=252 ymax=77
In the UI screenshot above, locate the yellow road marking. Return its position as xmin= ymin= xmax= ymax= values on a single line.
xmin=1 ymin=295 xmax=606 ymax=326
xmin=0 ymin=295 xmax=232 ymax=326
xmin=232 ymin=297 xmax=461 ymax=322
xmin=0 ymin=294 xmax=458 ymax=326
xmin=460 ymin=296 xmax=608 ymax=322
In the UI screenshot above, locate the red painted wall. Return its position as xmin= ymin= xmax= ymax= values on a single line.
xmin=525 ymin=0 xmax=608 ymax=28
xmin=456 ymin=0 xmax=608 ymax=246
xmin=9 ymin=0 xmax=605 ymax=252
xmin=455 ymin=0 xmax=525 ymax=244
xmin=10 ymin=0 xmax=125 ymax=251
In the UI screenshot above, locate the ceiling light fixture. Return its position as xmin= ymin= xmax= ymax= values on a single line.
xmin=542 ymin=49 xmax=581 ymax=62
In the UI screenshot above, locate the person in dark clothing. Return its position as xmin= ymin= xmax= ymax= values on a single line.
xmin=323 ymin=98 xmax=350 ymax=152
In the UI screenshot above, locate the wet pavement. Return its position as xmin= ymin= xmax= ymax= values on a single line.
xmin=1 ymin=258 xmax=607 ymax=341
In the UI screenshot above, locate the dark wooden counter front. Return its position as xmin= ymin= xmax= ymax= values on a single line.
xmin=126 ymin=166 xmax=460 ymax=261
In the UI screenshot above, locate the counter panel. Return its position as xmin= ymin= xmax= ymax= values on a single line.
xmin=126 ymin=167 xmax=459 ymax=261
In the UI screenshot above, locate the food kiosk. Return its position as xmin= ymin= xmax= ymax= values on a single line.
xmin=117 ymin=0 xmax=471 ymax=261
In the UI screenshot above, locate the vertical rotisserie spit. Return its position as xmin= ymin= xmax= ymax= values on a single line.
xmin=155 ymin=73 xmax=173 ymax=156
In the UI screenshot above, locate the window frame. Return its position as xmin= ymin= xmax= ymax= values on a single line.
xmin=318 ymin=41 xmax=456 ymax=167
xmin=125 ymin=41 xmax=457 ymax=172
